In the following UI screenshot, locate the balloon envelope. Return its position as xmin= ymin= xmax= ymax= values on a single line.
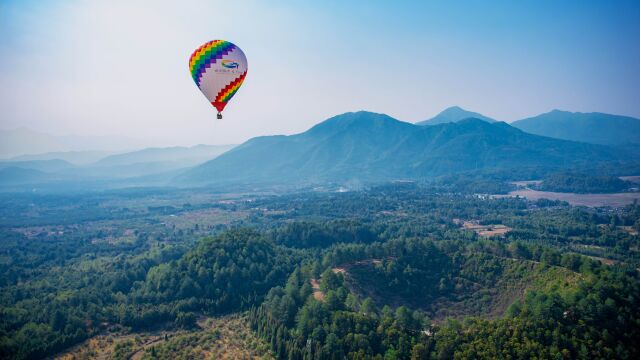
xmin=189 ymin=40 xmax=248 ymax=114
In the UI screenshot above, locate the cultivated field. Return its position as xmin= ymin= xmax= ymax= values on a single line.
xmin=502 ymin=189 xmax=640 ymax=207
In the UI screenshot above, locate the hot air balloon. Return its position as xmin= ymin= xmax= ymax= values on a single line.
xmin=189 ymin=40 xmax=248 ymax=119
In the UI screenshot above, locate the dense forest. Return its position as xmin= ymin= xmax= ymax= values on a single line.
xmin=0 ymin=184 xmax=639 ymax=359
xmin=250 ymin=239 xmax=639 ymax=359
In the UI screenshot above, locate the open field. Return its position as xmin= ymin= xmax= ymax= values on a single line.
xmin=621 ymin=176 xmax=640 ymax=184
xmin=511 ymin=180 xmax=542 ymax=188
xmin=500 ymin=189 xmax=640 ymax=207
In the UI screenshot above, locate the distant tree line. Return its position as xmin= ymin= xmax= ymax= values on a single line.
xmin=535 ymin=172 xmax=633 ymax=193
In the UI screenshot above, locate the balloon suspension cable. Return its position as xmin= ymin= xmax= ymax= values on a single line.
xmin=217 ymin=112 xmax=223 ymax=119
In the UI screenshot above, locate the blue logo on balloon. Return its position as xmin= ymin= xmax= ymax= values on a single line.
xmin=221 ymin=60 xmax=240 ymax=69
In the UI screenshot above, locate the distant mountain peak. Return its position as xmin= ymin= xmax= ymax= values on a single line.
xmin=416 ymin=106 xmax=496 ymax=126
xmin=306 ymin=111 xmax=412 ymax=136
xmin=440 ymin=105 xmax=471 ymax=115
xmin=317 ymin=110 xmax=397 ymax=124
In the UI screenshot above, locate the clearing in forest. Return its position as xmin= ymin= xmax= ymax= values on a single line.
xmin=54 ymin=315 xmax=273 ymax=360
xmin=454 ymin=219 xmax=512 ymax=237
xmin=334 ymin=254 xmax=580 ymax=322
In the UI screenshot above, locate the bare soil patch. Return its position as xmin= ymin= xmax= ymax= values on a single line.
xmin=459 ymin=220 xmax=512 ymax=238
xmin=310 ymin=278 xmax=325 ymax=301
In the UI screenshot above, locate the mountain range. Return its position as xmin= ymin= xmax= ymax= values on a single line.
xmin=0 ymin=128 xmax=147 ymax=159
xmin=93 ymin=145 xmax=234 ymax=167
xmin=179 ymin=111 xmax=633 ymax=186
xmin=0 ymin=144 xmax=235 ymax=188
xmin=78 ymin=144 xmax=236 ymax=178
xmin=3 ymin=108 xmax=639 ymax=190
xmin=7 ymin=150 xmax=118 ymax=165
xmin=419 ymin=107 xmax=640 ymax=147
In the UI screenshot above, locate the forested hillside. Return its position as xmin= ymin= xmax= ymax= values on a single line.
xmin=250 ymin=239 xmax=639 ymax=359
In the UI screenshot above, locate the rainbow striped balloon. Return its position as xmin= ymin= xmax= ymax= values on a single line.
xmin=189 ymin=40 xmax=248 ymax=116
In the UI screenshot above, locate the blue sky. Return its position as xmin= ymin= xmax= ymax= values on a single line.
xmin=1 ymin=0 xmax=639 ymax=146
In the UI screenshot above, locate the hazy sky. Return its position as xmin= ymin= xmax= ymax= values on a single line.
xmin=1 ymin=0 xmax=639 ymax=146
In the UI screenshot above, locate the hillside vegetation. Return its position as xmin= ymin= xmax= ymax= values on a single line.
xmin=343 ymin=246 xmax=581 ymax=320
xmin=1 ymin=185 xmax=639 ymax=359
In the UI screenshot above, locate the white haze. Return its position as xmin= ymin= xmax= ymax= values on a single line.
xmin=1 ymin=0 xmax=639 ymax=153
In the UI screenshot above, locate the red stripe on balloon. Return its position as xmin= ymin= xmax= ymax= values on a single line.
xmin=215 ymin=71 xmax=247 ymax=103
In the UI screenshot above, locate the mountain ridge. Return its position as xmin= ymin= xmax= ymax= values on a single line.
xmin=178 ymin=111 xmax=632 ymax=186
xmin=0 ymin=144 xmax=237 ymax=188
xmin=511 ymin=110 xmax=640 ymax=146
xmin=93 ymin=144 xmax=235 ymax=167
